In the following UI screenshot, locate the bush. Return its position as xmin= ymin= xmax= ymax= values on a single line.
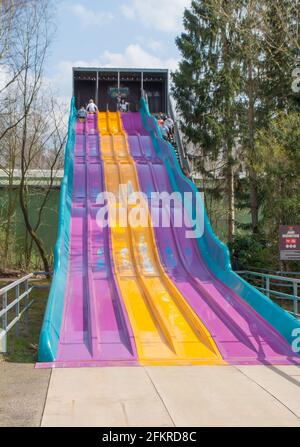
xmin=228 ymin=233 xmax=272 ymax=271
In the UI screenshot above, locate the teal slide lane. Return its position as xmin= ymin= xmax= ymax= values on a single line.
xmin=140 ymin=97 xmax=300 ymax=348
xmin=38 ymin=98 xmax=77 ymax=362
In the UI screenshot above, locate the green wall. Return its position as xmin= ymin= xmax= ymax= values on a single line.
xmin=0 ymin=188 xmax=60 ymax=267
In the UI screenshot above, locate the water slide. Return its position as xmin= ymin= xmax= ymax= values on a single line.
xmin=38 ymin=98 xmax=300 ymax=367
xmin=97 ymin=111 xmax=223 ymax=365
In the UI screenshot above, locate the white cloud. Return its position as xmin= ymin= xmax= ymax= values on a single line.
xmin=148 ymin=40 xmax=164 ymax=52
xmin=101 ymin=44 xmax=178 ymax=71
xmin=68 ymin=4 xmax=114 ymax=28
xmin=120 ymin=4 xmax=135 ymax=19
xmin=48 ymin=58 xmax=100 ymax=97
xmin=144 ymin=38 xmax=165 ymax=53
xmin=120 ymin=0 xmax=190 ymax=32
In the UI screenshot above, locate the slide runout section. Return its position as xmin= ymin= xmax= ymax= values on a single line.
xmin=56 ymin=114 xmax=137 ymax=365
xmin=122 ymin=112 xmax=300 ymax=365
xmin=99 ymin=111 xmax=224 ymax=365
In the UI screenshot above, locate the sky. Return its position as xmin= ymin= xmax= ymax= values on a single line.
xmin=47 ymin=0 xmax=191 ymax=101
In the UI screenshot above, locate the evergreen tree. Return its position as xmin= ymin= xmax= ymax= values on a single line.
xmin=255 ymin=112 xmax=300 ymax=263
xmin=236 ymin=0 xmax=299 ymax=232
xmin=173 ymin=0 xmax=300 ymax=242
xmin=235 ymin=0 xmax=266 ymax=234
xmin=172 ymin=0 xmax=241 ymax=241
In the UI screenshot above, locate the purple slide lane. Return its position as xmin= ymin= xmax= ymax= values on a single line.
xmin=55 ymin=114 xmax=137 ymax=366
xmin=122 ymin=112 xmax=300 ymax=365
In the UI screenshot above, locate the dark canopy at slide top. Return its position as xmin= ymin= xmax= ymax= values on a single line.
xmin=73 ymin=67 xmax=169 ymax=114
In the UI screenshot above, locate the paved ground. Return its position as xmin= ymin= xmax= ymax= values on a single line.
xmin=41 ymin=365 xmax=300 ymax=427
xmin=0 ymin=362 xmax=51 ymax=427
xmin=1 ymin=363 xmax=299 ymax=427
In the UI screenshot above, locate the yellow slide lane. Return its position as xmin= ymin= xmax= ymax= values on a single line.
xmin=98 ymin=111 xmax=225 ymax=365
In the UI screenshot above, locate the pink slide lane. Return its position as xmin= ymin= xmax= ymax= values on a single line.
xmin=54 ymin=113 xmax=137 ymax=366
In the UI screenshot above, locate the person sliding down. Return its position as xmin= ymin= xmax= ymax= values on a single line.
xmin=77 ymin=106 xmax=87 ymax=122
xmin=86 ymin=99 xmax=98 ymax=114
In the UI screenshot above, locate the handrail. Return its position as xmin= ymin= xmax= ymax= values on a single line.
xmin=0 ymin=274 xmax=33 ymax=295
xmin=0 ymin=275 xmax=34 ymax=353
xmin=242 ymin=268 xmax=300 ymax=277
xmin=237 ymin=271 xmax=300 ymax=284
xmin=167 ymin=96 xmax=189 ymax=171
xmin=237 ymin=270 xmax=299 ymax=318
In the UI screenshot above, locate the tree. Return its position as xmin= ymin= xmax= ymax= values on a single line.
xmin=173 ymin=0 xmax=300 ymax=244
xmin=255 ymin=112 xmax=300 ymax=234
xmin=0 ymin=0 xmax=63 ymax=274
xmin=172 ymin=0 xmax=241 ymax=241
xmin=0 ymin=89 xmax=66 ymax=271
xmin=0 ymin=0 xmax=27 ymax=269
xmin=14 ymin=0 xmax=54 ymax=274
xmin=0 ymin=0 xmax=28 ymax=143
xmin=20 ymin=96 xmax=66 ymax=268
xmin=0 ymin=103 xmax=20 ymax=267
xmin=220 ymin=0 xmax=300 ymax=232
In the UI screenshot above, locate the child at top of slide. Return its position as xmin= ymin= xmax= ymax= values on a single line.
xmin=120 ymin=99 xmax=128 ymax=112
xmin=77 ymin=106 xmax=87 ymax=122
xmin=86 ymin=99 xmax=98 ymax=114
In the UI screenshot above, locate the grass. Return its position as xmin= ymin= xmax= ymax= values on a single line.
xmin=0 ymin=280 xmax=50 ymax=363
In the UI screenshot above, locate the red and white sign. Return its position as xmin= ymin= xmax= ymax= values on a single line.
xmin=279 ymin=225 xmax=300 ymax=260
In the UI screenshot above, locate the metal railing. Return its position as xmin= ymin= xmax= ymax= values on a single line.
xmin=241 ymin=267 xmax=300 ymax=278
xmin=167 ymin=96 xmax=190 ymax=171
xmin=0 ymin=274 xmax=34 ymax=353
xmin=237 ymin=271 xmax=300 ymax=319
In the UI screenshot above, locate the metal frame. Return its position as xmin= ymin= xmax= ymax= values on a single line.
xmin=240 ymin=267 xmax=300 ymax=277
xmin=0 ymin=274 xmax=34 ymax=353
xmin=73 ymin=67 xmax=169 ymax=73
xmin=95 ymin=71 xmax=99 ymax=105
xmin=73 ymin=67 xmax=169 ymax=113
xmin=237 ymin=271 xmax=300 ymax=319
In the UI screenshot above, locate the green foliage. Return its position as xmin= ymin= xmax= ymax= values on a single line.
xmin=172 ymin=0 xmax=241 ymax=159
xmin=228 ymin=232 xmax=272 ymax=270
xmin=173 ymin=0 xmax=300 ymax=264
xmin=255 ymin=112 xmax=300 ymax=230
xmin=0 ymin=188 xmax=59 ymax=270
xmin=230 ymin=112 xmax=300 ymax=271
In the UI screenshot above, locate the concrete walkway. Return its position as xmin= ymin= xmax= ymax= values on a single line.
xmin=41 ymin=365 xmax=300 ymax=427
xmin=0 ymin=362 xmax=51 ymax=427
xmin=1 ymin=362 xmax=299 ymax=427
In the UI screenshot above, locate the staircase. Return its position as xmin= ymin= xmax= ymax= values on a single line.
xmin=169 ymin=134 xmax=180 ymax=163
xmin=167 ymin=96 xmax=190 ymax=173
